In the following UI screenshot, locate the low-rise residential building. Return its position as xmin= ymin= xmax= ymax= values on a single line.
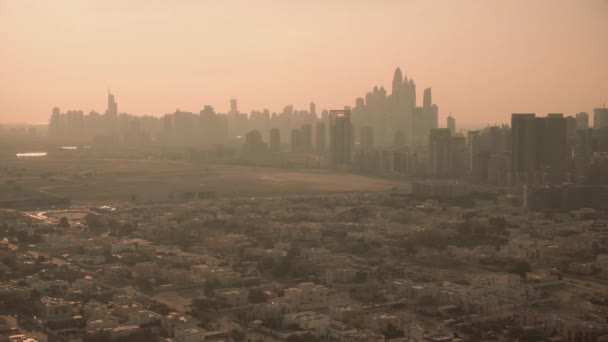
xmin=284 ymin=282 xmax=330 ymax=311
xmin=283 ymin=311 xmax=330 ymax=338
xmin=38 ymin=296 xmax=74 ymax=322
xmin=215 ymin=288 xmax=248 ymax=308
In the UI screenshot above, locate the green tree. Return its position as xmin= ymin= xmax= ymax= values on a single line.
xmin=85 ymin=214 xmax=107 ymax=232
xmin=57 ymin=217 xmax=70 ymax=228
xmin=229 ymin=329 xmax=246 ymax=342
xmin=248 ymin=289 xmax=270 ymax=303
xmin=204 ymin=278 xmax=221 ymax=297
xmin=383 ymin=323 xmax=404 ymax=339
xmin=509 ymin=260 xmax=531 ymax=277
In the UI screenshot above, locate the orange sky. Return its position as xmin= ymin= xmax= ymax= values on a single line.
xmin=1 ymin=0 xmax=607 ymax=127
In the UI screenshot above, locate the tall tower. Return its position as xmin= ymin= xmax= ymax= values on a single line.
xmin=359 ymin=126 xmax=374 ymax=149
xmin=106 ymin=91 xmax=118 ymax=118
xmin=392 ymin=67 xmax=403 ymax=97
xmin=511 ymin=113 xmax=538 ymax=184
xmin=594 ymin=107 xmax=608 ymax=129
xmin=511 ymin=113 xmax=568 ymax=184
xmin=291 ymin=129 xmax=303 ymax=153
xmin=540 ymin=113 xmax=568 ymax=182
xmin=423 ymin=87 xmax=438 ymax=130
xmin=447 ymin=115 xmax=456 ymax=135
xmin=409 ymin=79 xmax=416 ymax=108
xmin=315 ymin=122 xmax=326 ymax=155
xmin=423 ymin=88 xmax=432 ymax=110
xmin=429 ymin=128 xmax=452 ymax=177
xmin=329 ymin=109 xmax=353 ymax=167
xmin=230 ymin=98 xmax=238 ymax=114
xmin=575 ymin=112 xmax=589 ymax=130
xmin=301 ymin=124 xmax=313 ymax=152
xmin=269 ymin=128 xmax=281 ymax=153
xmin=309 ymin=102 xmax=316 ymax=116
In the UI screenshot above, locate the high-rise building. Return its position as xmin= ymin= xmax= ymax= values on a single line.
xmin=411 ymin=104 xmax=438 ymax=145
xmin=359 ymin=126 xmax=374 ymax=149
xmin=511 ymin=113 xmax=569 ymax=184
xmin=199 ymin=106 xmax=229 ymax=145
xmin=65 ymin=110 xmax=84 ymax=138
xmin=575 ymin=112 xmax=589 ymax=130
xmin=48 ymin=107 xmax=65 ymax=137
xmin=394 ymin=130 xmax=406 ymax=147
xmin=355 ymin=97 xmax=365 ymax=109
xmin=574 ymin=129 xmax=593 ymax=182
xmin=301 ymin=124 xmax=313 ymax=152
xmin=565 ymin=115 xmax=577 ymax=155
xmin=447 ymin=115 xmax=456 ymax=135
xmin=106 ymin=91 xmax=118 ymax=118
xmin=315 ymin=122 xmax=326 ymax=155
xmin=594 ymin=107 xmax=608 ymax=129
xmin=269 ymin=128 xmax=281 ymax=153
xmin=511 ymin=113 xmax=538 ymax=184
xmin=423 ymin=88 xmax=432 ymax=110
xmin=230 ymin=98 xmax=238 ymax=114
xmin=429 ymin=128 xmax=452 ymax=177
xmin=467 ymin=125 xmax=511 ymax=184
xmin=349 ymin=68 xmax=423 ymax=147
xmin=291 ymin=129 xmax=303 ymax=153
xmin=594 ymin=127 xmax=608 ymax=152
xmin=589 ymin=153 xmax=608 ymax=185
xmin=309 ymin=102 xmax=316 ymax=116
xmin=450 ymin=135 xmax=468 ymax=178
xmin=105 ymin=91 xmax=119 ymax=133
xmin=422 ymin=88 xmax=438 ymax=130
xmin=329 ymin=110 xmax=353 ymax=167
xmin=392 ymin=67 xmax=403 ymax=97
xmin=467 ymin=130 xmax=483 ymax=179
xmin=243 ymin=130 xmax=266 ymax=153
xmin=541 ymin=114 xmax=569 ymax=181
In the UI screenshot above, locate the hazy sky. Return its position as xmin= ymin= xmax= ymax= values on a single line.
xmin=1 ymin=0 xmax=607 ymax=127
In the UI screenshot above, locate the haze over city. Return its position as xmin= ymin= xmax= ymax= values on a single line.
xmin=3 ymin=2 xmax=608 ymax=342
xmin=2 ymin=0 xmax=608 ymax=126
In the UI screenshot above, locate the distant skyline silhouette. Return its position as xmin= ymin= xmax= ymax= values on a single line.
xmin=1 ymin=0 xmax=607 ymax=128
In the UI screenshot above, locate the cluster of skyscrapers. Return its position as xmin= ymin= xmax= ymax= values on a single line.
xmin=47 ymin=69 xmax=608 ymax=201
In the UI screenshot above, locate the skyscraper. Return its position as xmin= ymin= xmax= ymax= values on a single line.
xmin=315 ymin=122 xmax=326 ymax=155
xmin=422 ymin=88 xmax=438 ymax=129
xmin=243 ymin=130 xmax=266 ymax=153
xmin=511 ymin=113 xmax=569 ymax=184
xmin=541 ymin=114 xmax=568 ymax=181
xmin=467 ymin=130 xmax=482 ymax=179
xmin=309 ymin=102 xmax=316 ymax=116
xmin=447 ymin=115 xmax=456 ymax=135
xmin=429 ymin=128 xmax=452 ymax=177
xmin=291 ymin=129 xmax=303 ymax=153
xmin=49 ymin=107 xmax=65 ymax=137
xmin=269 ymin=128 xmax=280 ymax=153
xmin=301 ymin=124 xmax=313 ymax=152
xmin=594 ymin=107 xmax=608 ymax=129
xmin=359 ymin=126 xmax=374 ymax=149
xmin=230 ymin=98 xmax=238 ymax=114
xmin=575 ymin=112 xmax=589 ymax=130
xmin=105 ymin=91 xmax=119 ymax=133
xmin=392 ymin=67 xmax=403 ymax=97
xmin=574 ymin=129 xmax=592 ymax=183
xmin=106 ymin=91 xmax=118 ymax=118
xmin=329 ymin=110 xmax=352 ymax=167
xmin=423 ymin=88 xmax=432 ymax=110
xmin=511 ymin=113 xmax=538 ymax=184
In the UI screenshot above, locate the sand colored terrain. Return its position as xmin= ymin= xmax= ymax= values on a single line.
xmin=0 ymin=157 xmax=407 ymax=202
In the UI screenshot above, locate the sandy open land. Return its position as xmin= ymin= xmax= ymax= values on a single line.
xmin=0 ymin=156 xmax=408 ymax=202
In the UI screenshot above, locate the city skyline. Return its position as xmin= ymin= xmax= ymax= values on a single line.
xmin=3 ymin=2 xmax=608 ymax=340
xmin=2 ymin=0 xmax=608 ymax=127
